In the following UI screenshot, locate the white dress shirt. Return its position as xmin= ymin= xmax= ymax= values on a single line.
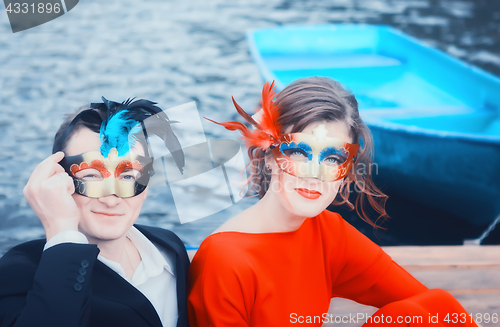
xmin=44 ymin=227 xmax=178 ymax=327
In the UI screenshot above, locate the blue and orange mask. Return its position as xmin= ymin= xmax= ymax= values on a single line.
xmin=205 ymin=83 xmax=360 ymax=182
xmin=271 ymin=126 xmax=359 ymax=182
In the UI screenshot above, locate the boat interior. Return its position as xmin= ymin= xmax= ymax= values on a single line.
xmin=252 ymin=25 xmax=500 ymax=138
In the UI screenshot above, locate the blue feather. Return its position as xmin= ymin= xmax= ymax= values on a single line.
xmin=100 ymin=110 xmax=140 ymax=157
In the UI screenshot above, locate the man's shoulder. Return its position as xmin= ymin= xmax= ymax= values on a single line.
xmin=134 ymin=224 xmax=187 ymax=256
xmin=0 ymin=239 xmax=45 ymax=267
xmin=0 ymin=239 xmax=45 ymax=294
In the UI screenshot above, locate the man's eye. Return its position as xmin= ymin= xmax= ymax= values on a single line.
xmin=74 ymin=169 xmax=103 ymax=181
xmin=118 ymin=169 xmax=141 ymax=182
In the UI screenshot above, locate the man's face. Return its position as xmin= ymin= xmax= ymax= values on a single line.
xmin=64 ymin=127 xmax=148 ymax=243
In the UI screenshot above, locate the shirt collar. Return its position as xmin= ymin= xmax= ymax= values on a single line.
xmin=97 ymin=226 xmax=175 ymax=282
xmin=127 ymin=226 xmax=175 ymax=277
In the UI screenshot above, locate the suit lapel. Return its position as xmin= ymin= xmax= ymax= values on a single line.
xmin=135 ymin=225 xmax=190 ymax=327
xmin=92 ymin=255 xmax=163 ymax=327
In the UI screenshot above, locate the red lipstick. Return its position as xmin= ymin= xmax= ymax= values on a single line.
xmin=295 ymin=188 xmax=322 ymax=200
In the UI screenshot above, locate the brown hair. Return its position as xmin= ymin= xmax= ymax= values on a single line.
xmin=246 ymin=77 xmax=388 ymax=228
xmin=52 ymin=102 xmax=149 ymax=156
xmin=52 ymin=104 xmax=100 ymax=154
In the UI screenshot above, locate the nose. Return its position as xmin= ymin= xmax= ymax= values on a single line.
xmin=304 ymin=160 xmax=320 ymax=177
xmin=97 ymin=194 xmax=122 ymax=207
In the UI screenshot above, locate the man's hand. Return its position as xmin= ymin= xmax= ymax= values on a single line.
xmin=23 ymin=152 xmax=80 ymax=241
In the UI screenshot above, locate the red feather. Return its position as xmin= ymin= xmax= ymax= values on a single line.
xmin=204 ymin=81 xmax=282 ymax=149
xmin=231 ymin=96 xmax=259 ymax=128
xmin=257 ymin=81 xmax=281 ymax=143
xmin=203 ymin=117 xmax=274 ymax=149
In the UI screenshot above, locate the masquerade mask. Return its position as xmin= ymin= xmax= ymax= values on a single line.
xmin=60 ymin=148 xmax=153 ymax=198
xmin=271 ymin=128 xmax=359 ymax=182
xmin=55 ymin=97 xmax=185 ymax=198
xmin=205 ymin=81 xmax=360 ymax=182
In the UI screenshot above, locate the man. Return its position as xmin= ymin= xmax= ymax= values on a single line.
xmin=0 ymin=98 xmax=190 ymax=327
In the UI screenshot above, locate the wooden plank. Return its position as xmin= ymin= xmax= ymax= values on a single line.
xmin=409 ymin=269 xmax=500 ymax=291
xmin=323 ymin=246 xmax=500 ymax=326
xmin=188 ymin=246 xmax=500 ymax=266
xmin=382 ymin=245 xmax=500 ymax=267
xmin=402 ymin=264 xmax=500 ymax=271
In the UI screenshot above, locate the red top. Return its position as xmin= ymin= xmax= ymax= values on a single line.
xmin=187 ymin=210 xmax=430 ymax=326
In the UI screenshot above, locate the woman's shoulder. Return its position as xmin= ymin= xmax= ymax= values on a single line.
xmin=194 ymin=232 xmax=253 ymax=263
xmin=315 ymin=209 xmax=349 ymax=232
xmin=189 ymin=232 xmax=262 ymax=285
xmin=316 ymin=209 xmax=381 ymax=245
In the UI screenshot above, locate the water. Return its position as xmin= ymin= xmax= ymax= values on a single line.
xmin=0 ymin=0 xmax=499 ymax=256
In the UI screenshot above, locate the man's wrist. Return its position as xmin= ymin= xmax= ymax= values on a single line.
xmin=44 ymin=230 xmax=89 ymax=251
xmin=44 ymin=218 xmax=79 ymax=241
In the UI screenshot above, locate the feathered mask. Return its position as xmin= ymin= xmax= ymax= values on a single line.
xmin=205 ymin=81 xmax=281 ymax=150
xmin=54 ymin=97 xmax=185 ymax=174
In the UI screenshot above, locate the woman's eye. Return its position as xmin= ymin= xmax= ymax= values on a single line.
xmin=323 ymin=155 xmax=346 ymax=165
xmin=284 ymin=149 xmax=309 ymax=161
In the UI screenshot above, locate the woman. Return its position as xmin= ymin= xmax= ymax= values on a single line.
xmin=187 ymin=77 xmax=476 ymax=326
xmin=0 ymin=98 xmax=189 ymax=327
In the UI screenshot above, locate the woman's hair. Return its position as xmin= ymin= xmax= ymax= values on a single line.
xmin=247 ymin=76 xmax=388 ymax=228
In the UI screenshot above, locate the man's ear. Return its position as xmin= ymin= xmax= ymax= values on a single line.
xmin=142 ymin=185 xmax=149 ymax=200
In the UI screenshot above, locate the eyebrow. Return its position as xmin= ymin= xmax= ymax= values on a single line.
xmin=114 ymin=160 xmax=144 ymax=177
xmin=280 ymin=142 xmax=313 ymax=160
xmin=318 ymin=147 xmax=347 ymax=163
xmin=70 ymin=160 xmax=111 ymax=178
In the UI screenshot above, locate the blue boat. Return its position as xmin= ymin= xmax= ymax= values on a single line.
xmin=247 ymin=24 xmax=500 ymax=227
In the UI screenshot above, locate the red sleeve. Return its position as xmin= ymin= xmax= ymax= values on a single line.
xmin=331 ymin=216 xmax=428 ymax=307
xmin=187 ymin=234 xmax=253 ymax=327
xmin=365 ymin=288 xmax=479 ymax=327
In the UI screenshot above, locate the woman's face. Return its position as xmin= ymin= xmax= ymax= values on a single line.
xmin=266 ymin=120 xmax=352 ymax=218
xmin=64 ymin=127 xmax=148 ymax=243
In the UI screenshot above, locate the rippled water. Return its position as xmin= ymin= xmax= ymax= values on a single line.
xmin=0 ymin=0 xmax=499 ymax=256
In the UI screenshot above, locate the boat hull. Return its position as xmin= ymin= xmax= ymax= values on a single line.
xmin=248 ymin=24 xmax=500 ymax=226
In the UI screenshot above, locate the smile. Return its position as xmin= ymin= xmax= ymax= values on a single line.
xmin=294 ymin=188 xmax=322 ymax=200
xmin=92 ymin=211 xmax=123 ymax=217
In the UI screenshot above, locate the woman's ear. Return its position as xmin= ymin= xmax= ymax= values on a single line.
xmin=263 ymin=149 xmax=276 ymax=174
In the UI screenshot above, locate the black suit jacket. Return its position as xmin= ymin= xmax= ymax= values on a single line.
xmin=0 ymin=225 xmax=190 ymax=327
